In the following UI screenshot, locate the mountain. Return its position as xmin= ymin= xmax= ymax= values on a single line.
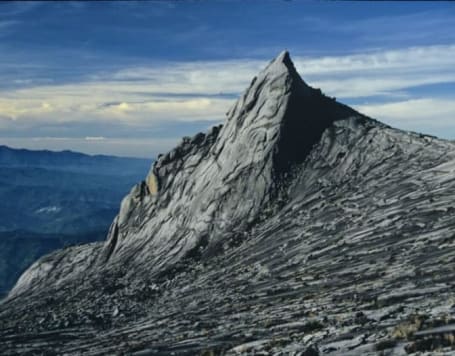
xmin=1 ymin=51 xmax=455 ymax=355
xmin=0 ymin=146 xmax=151 ymax=295
xmin=0 ymin=145 xmax=148 ymax=175
xmin=0 ymin=145 xmax=151 ymax=234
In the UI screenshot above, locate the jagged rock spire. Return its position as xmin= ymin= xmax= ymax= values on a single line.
xmin=104 ymin=50 xmax=361 ymax=269
xmin=10 ymin=51 xmax=363 ymax=294
xmin=223 ymin=50 xmax=358 ymax=175
xmin=6 ymin=51 xmax=455 ymax=356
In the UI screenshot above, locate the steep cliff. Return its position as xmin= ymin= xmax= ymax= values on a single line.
xmin=2 ymin=52 xmax=455 ymax=355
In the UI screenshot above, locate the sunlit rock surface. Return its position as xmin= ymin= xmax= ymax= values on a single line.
xmin=2 ymin=52 xmax=455 ymax=355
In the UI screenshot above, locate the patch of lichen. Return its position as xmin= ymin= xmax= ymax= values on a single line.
xmin=146 ymin=173 xmax=159 ymax=195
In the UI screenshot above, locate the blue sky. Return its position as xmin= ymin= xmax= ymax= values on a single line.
xmin=0 ymin=1 xmax=454 ymax=157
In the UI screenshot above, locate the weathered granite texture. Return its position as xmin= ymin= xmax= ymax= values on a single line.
xmin=2 ymin=52 xmax=455 ymax=355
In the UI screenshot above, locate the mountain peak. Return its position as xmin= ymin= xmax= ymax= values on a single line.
xmin=225 ymin=51 xmax=306 ymax=125
xmin=10 ymin=50 xmax=365 ymax=295
xmin=262 ymin=50 xmax=310 ymax=91
xmin=264 ymin=50 xmax=297 ymax=74
xmin=102 ymin=50 xmax=364 ymax=269
xmin=5 ymin=51 xmax=455 ymax=356
xmin=275 ymin=49 xmax=290 ymax=61
xmin=266 ymin=49 xmax=292 ymax=70
xmin=224 ymin=50 xmax=360 ymax=174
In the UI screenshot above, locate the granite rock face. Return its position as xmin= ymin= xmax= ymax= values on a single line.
xmin=2 ymin=52 xmax=455 ymax=355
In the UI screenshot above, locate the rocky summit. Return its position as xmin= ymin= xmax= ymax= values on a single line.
xmin=2 ymin=51 xmax=455 ymax=355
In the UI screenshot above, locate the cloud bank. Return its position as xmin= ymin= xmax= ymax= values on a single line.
xmin=0 ymin=44 xmax=454 ymax=156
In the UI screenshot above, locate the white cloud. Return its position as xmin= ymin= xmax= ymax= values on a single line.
xmin=315 ymin=72 xmax=455 ymax=98
xmin=0 ymin=87 xmax=231 ymax=125
xmin=296 ymin=45 xmax=455 ymax=98
xmin=85 ymin=136 xmax=105 ymax=141
xmin=296 ymin=45 xmax=455 ymax=75
xmin=354 ymin=98 xmax=455 ymax=138
xmin=101 ymin=44 xmax=455 ymax=98
xmin=355 ymin=98 xmax=455 ymax=124
xmin=0 ymin=44 xmax=454 ymax=151
xmin=97 ymin=98 xmax=228 ymax=122
xmin=107 ymin=59 xmax=265 ymax=95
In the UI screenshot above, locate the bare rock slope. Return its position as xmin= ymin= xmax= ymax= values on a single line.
xmin=2 ymin=52 xmax=455 ymax=355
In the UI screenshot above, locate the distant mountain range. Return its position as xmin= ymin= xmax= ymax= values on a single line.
xmin=0 ymin=145 xmax=150 ymax=295
xmin=0 ymin=145 xmax=149 ymax=175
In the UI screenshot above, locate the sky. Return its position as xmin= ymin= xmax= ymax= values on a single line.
xmin=0 ymin=1 xmax=454 ymax=158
